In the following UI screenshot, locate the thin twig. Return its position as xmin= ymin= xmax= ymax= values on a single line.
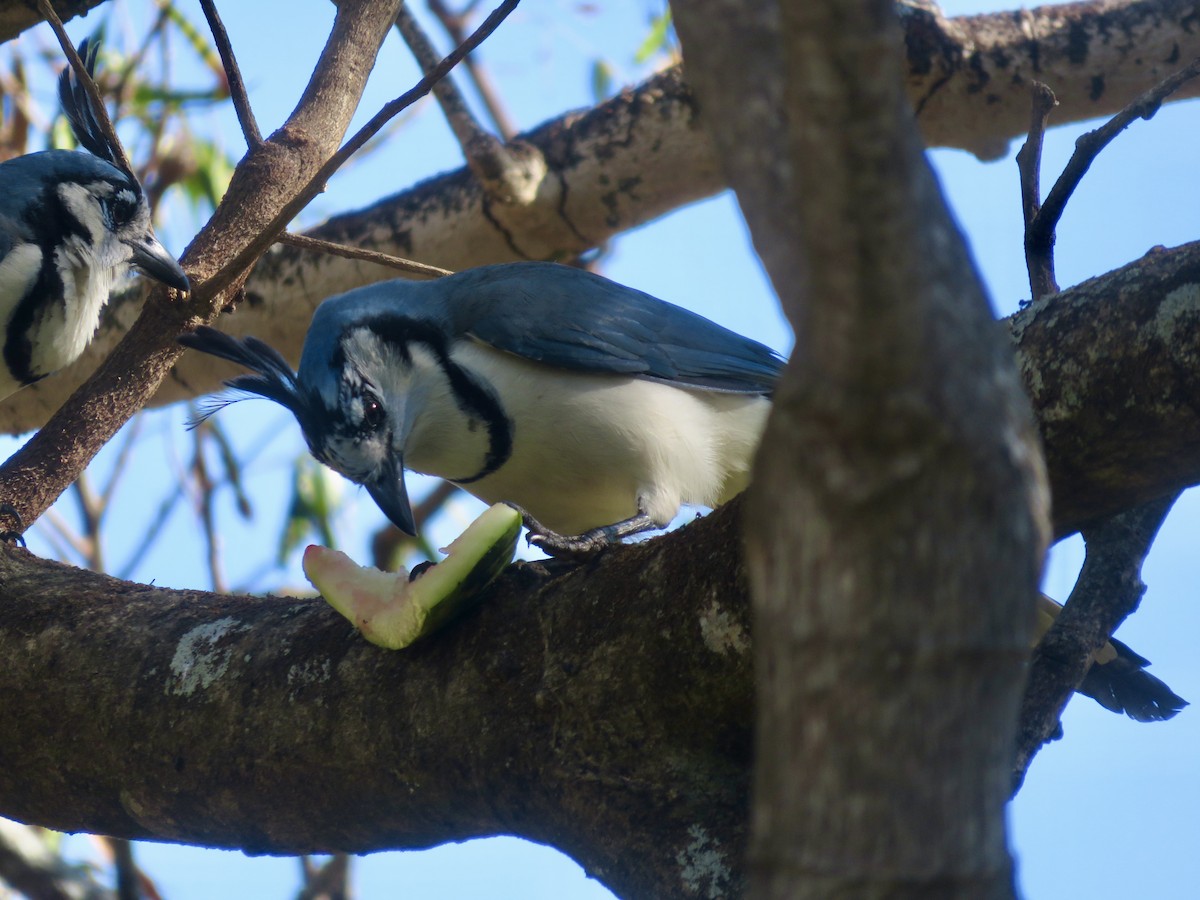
xmin=1015 ymin=81 xmax=1059 ymax=301
xmin=395 ymin=5 xmax=509 ymax=169
xmin=116 ymin=486 xmax=185 ymax=581
xmin=296 ymin=853 xmax=351 ymax=900
xmin=99 ymin=415 xmax=146 ymax=510
xmin=35 ymin=0 xmax=135 ymax=174
xmin=109 ymin=837 xmax=139 ymax=900
xmin=1027 ymin=56 xmax=1200 ymax=290
xmin=1012 ymin=493 xmax=1179 ymax=790
xmin=112 ymin=4 xmax=170 ymax=113
xmin=71 ymin=477 xmax=103 ymax=571
xmin=276 ymin=232 xmax=451 ymax=278
xmin=200 ymin=0 xmax=519 ymax=300
xmin=38 ymin=507 xmax=93 ymax=563
xmin=199 ymin=0 xmax=263 ymax=147
xmin=429 ymin=0 xmax=517 ymax=138
xmin=190 ymin=426 xmax=227 ymax=593
xmin=396 ymin=4 xmax=543 ymax=204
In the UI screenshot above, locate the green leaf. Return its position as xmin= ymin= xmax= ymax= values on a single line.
xmin=279 ymin=457 xmax=343 ymax=564
xmin=590 ymin=59 xmax=613 ymax=104
xmin=633 ymin=9 xmax=673 ymax=64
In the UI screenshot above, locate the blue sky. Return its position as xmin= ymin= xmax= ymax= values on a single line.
xmin=3 ymin=1 xmax=1199 ymax=897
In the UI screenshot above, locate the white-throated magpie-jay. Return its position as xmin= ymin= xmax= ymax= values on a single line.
xmin=179 ymin=261 xmax=1186 ymax=721
xmin=180 ymin=261 xmax=783 ymax=554
xmin=0 ymin=38 xmax=188 ymax=400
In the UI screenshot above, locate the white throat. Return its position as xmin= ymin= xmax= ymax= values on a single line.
xmin=28 ymin=183 xmax=130 ymax=378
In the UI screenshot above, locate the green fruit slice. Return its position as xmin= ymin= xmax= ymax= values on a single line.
xmin=303 ymin=503 xmax=521 ymax=649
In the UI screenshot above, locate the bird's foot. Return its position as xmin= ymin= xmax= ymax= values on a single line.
xmin=504 ymin=503 xmax=658 ymax=560
xmin=0 ymin=503 xmax=26 ymax=548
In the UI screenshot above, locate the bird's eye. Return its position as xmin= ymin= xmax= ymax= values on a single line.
xmin=360 ymin=396 xmax=385 ymax=432
xmin=105 ymin=188 xmax=140 ymax=227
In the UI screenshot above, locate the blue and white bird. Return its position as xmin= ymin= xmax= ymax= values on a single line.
xmin=0 ymin=40 xmax=189 ymax=400
xmin=179 ymin=260 xmax=1187 ymax=722
xmin=179 ymin=261 xmax=784 ymax=555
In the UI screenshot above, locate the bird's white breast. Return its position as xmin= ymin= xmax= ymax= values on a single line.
xmin=404 ymin=341 xmax=772 ymax=534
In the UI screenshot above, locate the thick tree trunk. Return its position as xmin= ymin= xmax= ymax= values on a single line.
xmin=676 ymin=0 xmax=1050 ymax=895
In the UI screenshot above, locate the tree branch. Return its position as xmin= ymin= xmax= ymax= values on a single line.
xmin=1013 ymin=493 xmax=1178 ymax=788
xmin=0 ymin=500 xmax=753 ymax=900
xmin=199 ymin=0 xmax=263 ymax=149
xmin=1016 ymin=82 xmax=1060 ymax=301
xmin=0 ymin=0 xmax=407 ymax=535
xmin=1026 ymin=55 xmax=1200 ymax=298
xmin=677 ymin=0 xmax=1048 ymax=893
xmin=394 ymin=3 xmax=540 ymax=205
xmin=275 ymin=233 xmax=451 ymax=279
xmin=903 ymin=0 xmax=1200 ymax=158
xmin=1008 ymin=240 xmax=1200 ymax=537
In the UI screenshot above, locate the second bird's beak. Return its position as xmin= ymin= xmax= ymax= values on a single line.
xmin=366 ymin=459 xmax=416 ymax=536
xmin=127 ymin=234 xmax=189 ymax=293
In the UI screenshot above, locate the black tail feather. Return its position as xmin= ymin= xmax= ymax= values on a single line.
xmin=1078 ymin=637 xmax=1187 ymax=723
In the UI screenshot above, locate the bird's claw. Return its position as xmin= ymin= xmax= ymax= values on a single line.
xmin=503 ymin=502 xmax=615 ymax=560
xmin=0 ymin=503 xmax=26 ymax=548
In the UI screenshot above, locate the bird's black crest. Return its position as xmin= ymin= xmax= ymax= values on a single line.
xmin=179 ymin=327 xmax=313 ymax=430
xmin=57 ymin=36 xmax=131 ymax=176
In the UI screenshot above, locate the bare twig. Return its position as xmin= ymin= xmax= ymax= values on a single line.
xmin=35 ymin=0 xmax=135 ymax=174
xmin=1013 ymin=493 xmax=1179 ymax=789
xmin=36 ymin=507 xmax=92 ymax=563
xmin=99 ymin=415 xmax=146 ymax=509
xmin=111 ymin=4 xmax=170 ymax=110
xmin=395 ymin=4 xmax=542 ymax=205
xmin=199 ymin=0 xmax=263 ymax=147
xmin=116 ymin=486 xmax=185 ymax=581
xmin=203 ymin=0 xmax=520 ymax=298
xmin=190 ymin=426 xmax=227 ymax=593
xmin=1015 ymin=82 xmax=1059 ymax=301
xmin=276 ymin=232 xmax=451 ymax=278
xmin=1026 ymin=56 xmax=1200 ymax=294
xmin=109 ymin=837 xmax=139 ymax=900
xmin=71 ymin=476 xmax=103 ymax=571
xmin=429 ymin=0 xmax=517 ymax=138
xmin=296 ymin=853 xmax=351 ymax=900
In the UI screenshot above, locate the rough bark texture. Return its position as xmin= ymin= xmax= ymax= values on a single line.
xmin=4 ymin=0 xmax=1199 ymax=434
xmin=0 ymin=1 xmax=1197 ymax=898
xmin=0 ymin=0 xmax=106 ymax=43
xmin=904 ymin=0 xmax=1200 ymax=158
xmin=675 ymin=0 xmax=1049 ymax=896
xmin=0 ymin=504 xmax=750 ymax=900
xmin=1009 ymin=242 xmax=1200 ymax=536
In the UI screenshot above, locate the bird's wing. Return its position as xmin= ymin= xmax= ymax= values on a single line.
xmin=449 ymin=263 xmax=785 ymax=394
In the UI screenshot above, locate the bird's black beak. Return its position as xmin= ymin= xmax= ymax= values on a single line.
xmin=366 ymin=459 xmax=416 ymax=536
xmin=127 ymin=234 xmax=189 ymax=293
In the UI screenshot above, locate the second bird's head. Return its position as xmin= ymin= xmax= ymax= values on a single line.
xmin=180 ymin=311 xmax=421 ymax=535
